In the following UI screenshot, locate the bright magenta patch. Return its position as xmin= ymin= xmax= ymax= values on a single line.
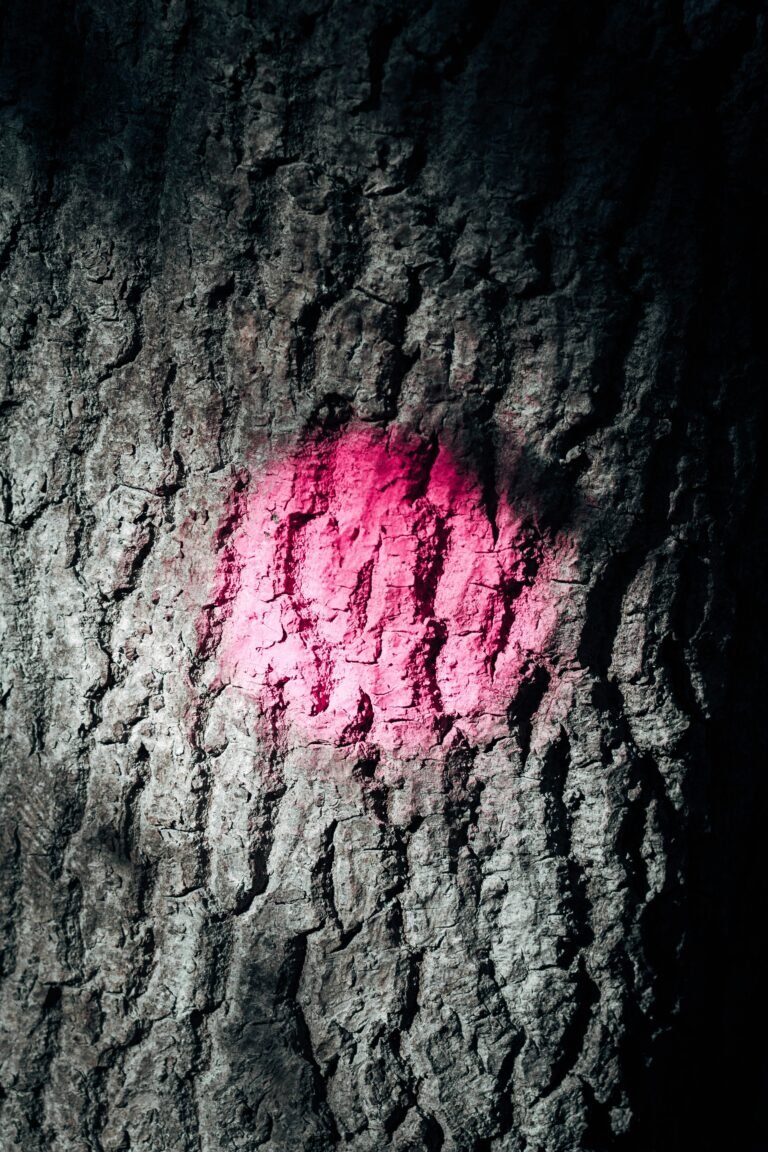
xmin=205 ymin=425 xmax=557 ymax=753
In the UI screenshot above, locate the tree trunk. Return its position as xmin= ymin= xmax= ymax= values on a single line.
xmin=1 ymin=3 xmax=766 ymax=1150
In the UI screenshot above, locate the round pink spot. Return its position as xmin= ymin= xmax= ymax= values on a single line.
xmin=205 ymin=425 xmax=557 ymax=753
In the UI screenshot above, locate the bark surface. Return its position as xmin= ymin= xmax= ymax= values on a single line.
xmin=1 ymin=3 xmax=767 ymax=1150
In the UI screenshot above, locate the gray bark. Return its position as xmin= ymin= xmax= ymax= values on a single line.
xmin=1 ymin=2 xmax=766 ymax=1150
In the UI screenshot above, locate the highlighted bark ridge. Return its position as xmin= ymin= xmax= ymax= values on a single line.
xmin=212 ymin=425 xmax=556 ymax=752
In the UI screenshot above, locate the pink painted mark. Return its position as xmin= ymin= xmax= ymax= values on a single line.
xmin=203 ymin=425 xmax=557 ymax=754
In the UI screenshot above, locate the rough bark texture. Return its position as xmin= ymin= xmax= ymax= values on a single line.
xmin=1 ymin=2 xmax=767 ymax=1150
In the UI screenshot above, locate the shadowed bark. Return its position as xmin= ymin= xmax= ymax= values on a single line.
xmin=1 ymin=2 xmax=767 ymax=1150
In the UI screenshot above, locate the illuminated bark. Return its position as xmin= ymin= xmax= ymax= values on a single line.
xmin=1 ymin=2 xmax=766 ymax=1150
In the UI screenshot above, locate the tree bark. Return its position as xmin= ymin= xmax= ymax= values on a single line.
xmin=1 ymin=2 xmax=766 ymax=1150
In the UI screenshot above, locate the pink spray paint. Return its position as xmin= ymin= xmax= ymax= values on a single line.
xmin=201 ymin=424 xmax=558 ymax=754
